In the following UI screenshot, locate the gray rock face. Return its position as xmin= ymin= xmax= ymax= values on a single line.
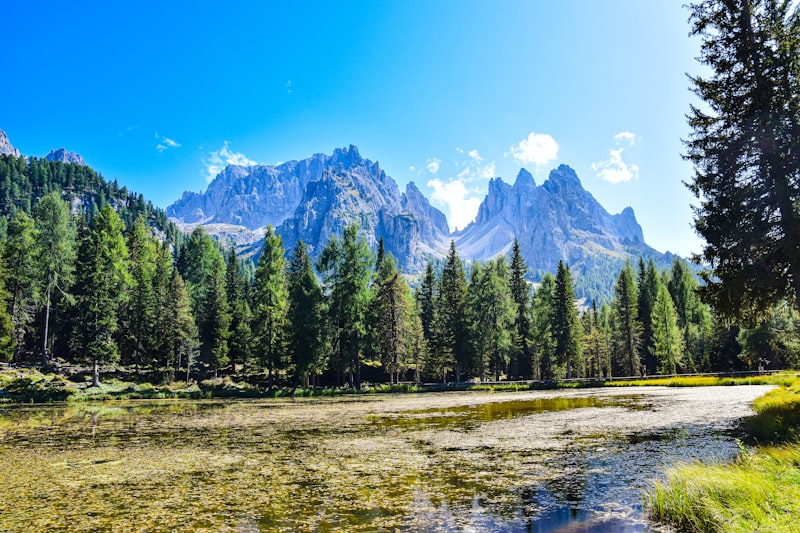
xmin=275 ymin=146 xmax=450 ymax=272
xmin=0 ymin=128 xmax=20 ymax=158
xmin=169 ymin=145 xmax=451 ymax=272
xmin=45 ymin=148 xmax=87 ymax=166
xmin=456 ymin=164 xmax=658 ymax=281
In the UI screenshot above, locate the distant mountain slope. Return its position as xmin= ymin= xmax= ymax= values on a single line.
xmin=456 ymin=165 xmax=671 ymax=300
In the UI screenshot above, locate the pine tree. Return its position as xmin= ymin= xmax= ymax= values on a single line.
xmin=468 ymin=258 xmax=515 ymax=381
xmin=508 ymin=239 xmax=533 ymax=378
xmin=71 ymin=206 xmax=130 ymax=386
xmin=637 ymin=258 xmax=659 ymax=374
xmin=3 ymin=212 xmax=37 ymax=361
xmin=0 ymin=240 xmax=14 ymax=362
xmin=611 ymin=261 xmax=642 ymax=377
xmin=651 ymin=283 xmax=684 ymax=374
xmin=415 ymin=261 xmax=437 ymax=379
xmin=120 ymin=217 xmax=157 ymax=371
xmin=286 ymin=240 xmax=324 ymax=387
xmin=318 ymin=224 xmax=373 ymax=389
xmin=433 ymin=241 xmax=468 ymax=383
xmin=166 ymin=269 xmax=199 ymax=383
xmin=252 ymin=226 xmax=288 ymax=387
xmin=198 ymin=253 xmax=231 ymax=376
xmin=225 ymin=248 xmax=252 ymax=372
xmin=373 ymin=253 xmax=414 ymax=384
xmin=532 ymin=272 xmax=556 ymax=380
xmin=33 ymin=191 xmax=75 ymax=365
xmin=686 ymin=0 xmax=800 ymax=317
xmin=553 ymin=261 xmax=582 ymax=379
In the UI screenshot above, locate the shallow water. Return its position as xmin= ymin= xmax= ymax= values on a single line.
xmin=0 ymin=385 xmax=773 ymax=532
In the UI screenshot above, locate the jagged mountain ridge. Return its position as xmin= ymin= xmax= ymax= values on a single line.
xmin=167 ymin=146 xmax=670 ymax=300
xmin=168 ymin=146 xmax=451 ymax=272
xmin=0 ymin=128 xmax=20 ymax=158
xmin=455 ymin=164 xmax=669 ymax=300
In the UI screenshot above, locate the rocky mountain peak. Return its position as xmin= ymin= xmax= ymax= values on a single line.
xmin=45 ymin=148 xmax=87 ymax=166
xmin=513 ymin=168 xmax=536 ymax=192
xmin=0 ymin=128 xmax=20 ymax=158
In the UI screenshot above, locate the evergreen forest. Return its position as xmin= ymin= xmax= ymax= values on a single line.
xmin=1 ymin=153 xmax=797 ymax=389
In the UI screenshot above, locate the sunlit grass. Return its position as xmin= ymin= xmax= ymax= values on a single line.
xmin=647 ymin=446 xmax=800 ymax=532
xmin=607 ymin=372 xmax=799 ymax=389
xmin=647 ymin=372 xmax=800 ymax=531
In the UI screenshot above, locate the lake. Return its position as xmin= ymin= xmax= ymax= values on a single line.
xmin=0 ymin=385 xmax=772 ymax=532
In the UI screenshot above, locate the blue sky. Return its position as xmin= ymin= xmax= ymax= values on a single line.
xmin=2 ymin=1 xmax=703 ymax=256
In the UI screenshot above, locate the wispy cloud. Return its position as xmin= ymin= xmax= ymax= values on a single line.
xmin=155 ymin=132 xmax=181 ymax=152
xmin=592 ymin=132 xmax=639 ymax=184
xmin=203 ymin=141 xmax=257 ymax=182
xmin=509 ymin=132 xmax=559 ymax=166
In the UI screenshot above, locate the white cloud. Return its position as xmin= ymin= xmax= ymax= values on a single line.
xmin=155 ymin=133 xmax=181 ymax=152
xmin=468 ymin=149 xmax=482 ymax=162
xmin=510 ymin=132 xmax=559 ymax=166
xmin=481 ymin=161 xmax=496 ymax=179
xmin=204 ymin=141 xmax=257 ymax=182
xmin=614 ymin=131 xmax=636 ymax=144
xmin=427 ymin=178 xmax=483 ymax=231
xmin=426 ymin=158 xmax=441 ymax=175
xmin=409 ymin=165 xmax=417 ymax=172
xmin=592 ymin=133 xmax=640 ymax=184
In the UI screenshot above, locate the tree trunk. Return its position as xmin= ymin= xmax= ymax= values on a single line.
xmin=92 ymin=359 xmax=100 ymax=387
xmin=41 ymin=284 xmax=51 ymax=368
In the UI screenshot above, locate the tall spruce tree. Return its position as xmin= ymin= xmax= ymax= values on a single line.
xmin=286 ymin=240 xmax=324 ymax=387
xmin=318 ymin=224 xmax=372 ymax=388
xmin=3 ymin=212 xmax=37 ymax=361
xmin=637 ymin=258 xmax=660 ymax=374
xmin=553 ymin=261 xmax=582 ymax=379
xmin=225 ymin=248 xmax=252 ymax=372
xmin=468 ymin=258 xmax=515 ymax=381
xmin=532 ymin=272 xmax=556 ymax=380
xmin=0 ymin=240 xmax=14 ymax=362
xmin=373 ymin=253 xmax=414 ymax=384
xmin=120 ymin=217 xmax=157 ymax=371
xmin=71 ymin=206 xmax=130 ymax=386
xmin=198 ymin=253 xmax=230 ymax=377
xmin=415 ymin=261 xmax=437 ymax=379
xmin=611 ymin=261 xmax=642 ymax=377
xmin=686 ymin=0 xmax=800 ymax=317
xmin=508 ymin=239 xmax=533 ymax=379
xmin=252 ymin=226 xmax=288 ymax=387
xmin=433 ymin=241 xmax=468 ymax=383
xmin=166 ymin=269 xmax=199 ymax=383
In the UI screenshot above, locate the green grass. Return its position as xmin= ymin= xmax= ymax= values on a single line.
xmin=646 ymin=372 xmax=800 ymax=531
xmin=607 ymin=373 xmax=798 ymax=388
xmin=647 ymin=446 xmax=800 ymax=532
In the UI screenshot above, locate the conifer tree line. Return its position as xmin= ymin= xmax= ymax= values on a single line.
xmin=1 ymin=185 xmax=798 ymax=386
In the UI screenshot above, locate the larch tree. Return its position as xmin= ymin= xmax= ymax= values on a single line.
xmin=686 ymin=0 xmax=800 ymax=317
xmin=120 ymin=217 xmax=157 ymax=371
xmin=651 ymin=283 xmax=684 ymax=375
xmin=373 ymin=252 xmax=414 ymax=384
xmin=33 ymin=191 xmax=75 ymax=366
xmin=252 ymin=226 xmax=288 ymax=388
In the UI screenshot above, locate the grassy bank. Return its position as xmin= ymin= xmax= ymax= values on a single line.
xmin=646 ymin=374 xmax=800 ymax=532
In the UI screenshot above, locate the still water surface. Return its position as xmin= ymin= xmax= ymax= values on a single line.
xmin=0 ymin=386 xmax=772 ymax=532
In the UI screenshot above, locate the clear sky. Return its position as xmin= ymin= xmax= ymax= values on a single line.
xmin=2 ymin=1 xmax=704 ymax=256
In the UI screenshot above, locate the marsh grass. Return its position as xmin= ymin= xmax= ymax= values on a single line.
xmin=647 ymin=446 xmax=800 ymax=532
xmin=608 ymin=373 xmax=798 ymax=388
xmin=647 ymin=372 xmax=800 ymax=531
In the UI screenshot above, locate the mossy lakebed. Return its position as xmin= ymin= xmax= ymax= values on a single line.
xmin=0 ymin=386 xmax=772 ymax=532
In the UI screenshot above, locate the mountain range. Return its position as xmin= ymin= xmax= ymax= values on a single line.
xmin=167 ymin=145 xmax=672 ymax=300
xmin=0 ymin=127 xmax=672 ymax=301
